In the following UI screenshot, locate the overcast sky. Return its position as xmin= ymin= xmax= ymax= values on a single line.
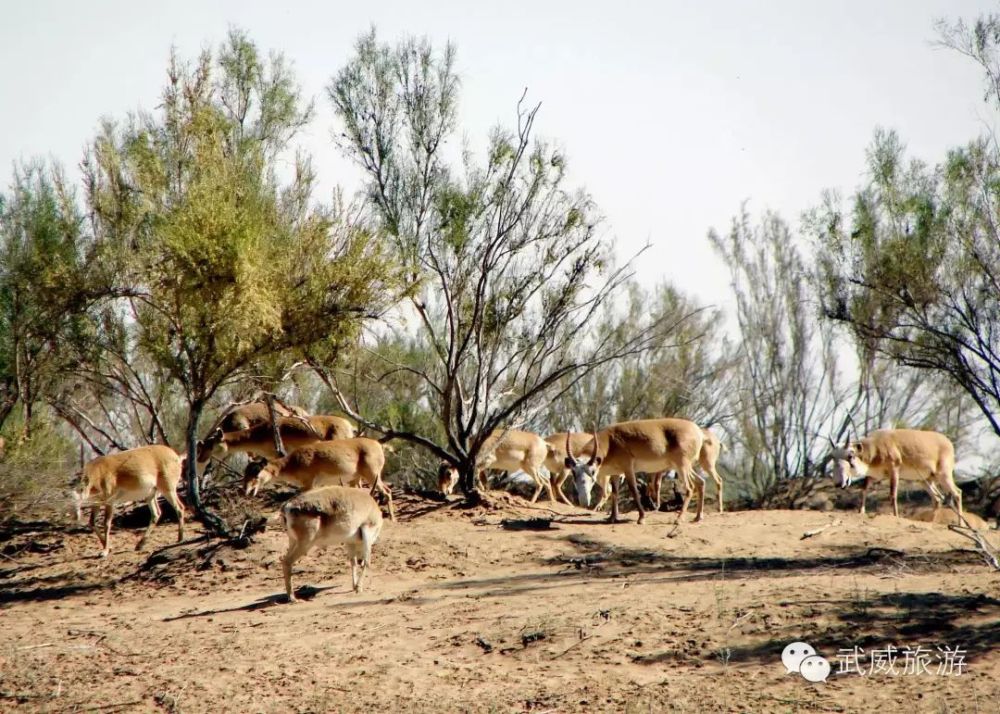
xmin=2 ymin=0 xmax=997 ymax=311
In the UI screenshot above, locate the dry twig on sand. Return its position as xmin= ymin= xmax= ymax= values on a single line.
xmin=801 ymin=519 xmax=842 ymax=540
xmin=946 ymin=505 xmax=1000 ymax=571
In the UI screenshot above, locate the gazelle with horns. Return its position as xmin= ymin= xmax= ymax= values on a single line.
xmin=564 ymin=418 xmax=707 ymax=524
xmin=828 ymin=429 xmax=962 ymax=517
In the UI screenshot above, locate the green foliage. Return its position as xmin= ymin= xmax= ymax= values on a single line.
xmin=812 ymin=127 xmax=1000 ymax=436
xmin=0 ymin=162 xmax=92 ymax=434
xmin=83 ymin=30 xmax=398 ymax=411
xmin=710 ymin=208 xmax=844 ymax=499
xmin=0 ymin=405 xmax=77 ymax=522
xmin=542 ymin=281 xmax=730 ymax=434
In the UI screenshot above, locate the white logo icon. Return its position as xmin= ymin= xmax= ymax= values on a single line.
xmin=799 ymin=654 xmax=832 ymax=683
xmin=781 ymin=641 xmax=817 ymax=674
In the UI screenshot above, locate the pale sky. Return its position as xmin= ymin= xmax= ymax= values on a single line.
xmin=2 ymin=0 xmax=997 ymax=311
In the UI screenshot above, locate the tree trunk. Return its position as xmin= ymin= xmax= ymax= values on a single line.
xmin=459 ymin=461 xmax=476 ymax=495
xmin=185 ymin=402 xmax=204 ymax=511
xmin=265 ymin=393 xmax=286 ymax=456
xmin=185 ymin=400 xmax=232 ymax=539
xmin=459 ymin=462 xmax=489 ymax=505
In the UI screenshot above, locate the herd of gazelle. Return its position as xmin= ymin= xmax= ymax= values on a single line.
xmin=71 ymin=402 xmax=964 ymax=601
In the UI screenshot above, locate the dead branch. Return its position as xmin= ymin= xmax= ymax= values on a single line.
xmin=947 ymin=504 xmax=1000 ymax=570
xmin=800 ymin=519 xmax=842 ymax=540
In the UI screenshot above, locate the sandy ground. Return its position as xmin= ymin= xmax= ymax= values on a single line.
xmin=1 ymin=493 xmax=999 ymax=714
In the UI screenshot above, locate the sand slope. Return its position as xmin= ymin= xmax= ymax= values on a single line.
xmin=1 ymin=495 xmax=998 ymax=713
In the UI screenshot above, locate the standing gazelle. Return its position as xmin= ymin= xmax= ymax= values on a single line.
xmin=564 ymin=418 xmax=706 ymax=525
xmin=645 ymin=426 xmax=725 ymax=513
xmin=280 ymin=485 xmax=384 ymax=602
xmin=72 ymin=444 xmax=186 ymax=558
xmin=829 ymin=428 xmax=962 ymax=517
xmin=437 ymin=429 xmax=553 ymax=502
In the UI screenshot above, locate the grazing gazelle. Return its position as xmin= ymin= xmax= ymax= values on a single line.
xmin=645 ymin=426 xmax=725 ymax=513
xmin=195 ymin=415 xmax=354 ymax=476
xmin=829 ymin=428 xmax=963 ymax=517
xmin=72 ymin=444 xmax=186 ymax=558
xmin=437 ymin=429 xmax=553 ymax=502
xmin=543 ymin=431 xmax=598 ymax=506
xmin=219 ymin=401 xmax=312 ymax=433
xmin=242 ymin=438 xmax=395 ymax=521
xmin=280 ymin=485 xmax=384 ymax=602
xmin=564 ymin=418 xmax=706 ymax=525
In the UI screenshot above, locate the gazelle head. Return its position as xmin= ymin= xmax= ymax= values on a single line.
xmin=829 ymin=437 xmax=866 ymax=488
xmin=195 ymin=428 xmax=226 ymax=476
xmin=242 ymin=456 xmax=277 ymax=496
xmin=68 ymin=468 xmax=89 ymax=523
xmin=437 ymin=461 xmax=459 ymax=495
xmin=564 ymin=430 xmax=602 ymax=507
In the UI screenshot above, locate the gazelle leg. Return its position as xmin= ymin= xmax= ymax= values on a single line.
xmin=624 ymin=469 xmax=646 ymax=525
xmin=675 ymin=470 xmax=694 ymax=526
xmin=162 ymin=488 xmax=186 ymax=542
xmin=592 ymin=477 xmax=611 ymax=512
xmin=553 ymin=469 xmax=573 ymax=505
xmin=282 ymin=536 xmax=313 ymax=603
xmin=608 ymin=475 xmax=621 ymax=524
xmin=647 ymin=472 xmax=663 ymax=511
xmin=99 ymin=504 xmax=114 ymax=558
xmin=887 ymin=467 xmax=900 ymax=517
xmin=693 ymin=474 xmax=706 ymax=523
xmin=524 ymin=465 xmax=555 ymax=503
xmin=136 ymin=495 xmax=161 ymax=550
xmin=711 ymin=468 xmax=724 ymax=513
xmin=376 ymin=479 xmax=396 ymax=522
xmin=939 ymin=474 xmax=963 ymax=516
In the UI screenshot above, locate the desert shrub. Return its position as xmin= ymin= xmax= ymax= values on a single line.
xmin=0 ymin=411 xmax=77 ymax=524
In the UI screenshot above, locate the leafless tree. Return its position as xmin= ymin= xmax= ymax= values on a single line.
xmin=323 ymin=32 xmax=704 ymax=495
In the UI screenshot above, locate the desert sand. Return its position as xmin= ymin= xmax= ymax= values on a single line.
xmin=1 ymin=493 xmax=998 ymax=713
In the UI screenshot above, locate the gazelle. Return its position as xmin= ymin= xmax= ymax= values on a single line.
xmin=437 ymin=429 xmax=553 ymax=502
xmin=196 ymin=416 xmax=354 ymax=477
xmin=243 ymin=438 xmax=395 ymax=521
xmin=219 ymin=401 xmax=311 ymax=433
xmin=543 ymin=431 xmax=598 ymax=506
xmin=829 ymin=428 xmax=963 ymax=517
xmin=72 ymin=444 xmax=186 ymax=558
xmin=564 ymin=418 xmax=706 ymax=525
xmin=280 ymin=485 xmax=384 ymax=602
xmin=645 ymin=426 xmax=725 ymax=513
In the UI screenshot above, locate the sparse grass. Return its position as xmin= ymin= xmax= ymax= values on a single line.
xmin=849 ymin=579 xmax=873 ymax=622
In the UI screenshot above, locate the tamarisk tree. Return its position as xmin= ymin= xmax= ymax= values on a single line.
xmin=83 ymin=30 xmax=398 ymax=526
